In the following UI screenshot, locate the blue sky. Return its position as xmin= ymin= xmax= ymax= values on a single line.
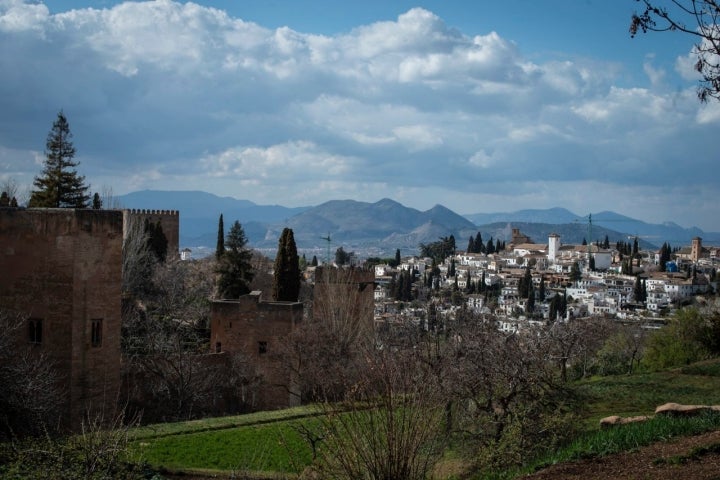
xmin=1 ymin=0 xmax=718 ymax=231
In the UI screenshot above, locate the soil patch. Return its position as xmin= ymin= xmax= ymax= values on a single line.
xmin=521 ymin=429 xmax=720 ymax=480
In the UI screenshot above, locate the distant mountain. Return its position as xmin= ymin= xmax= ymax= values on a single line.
xmin=114 ymin=190 xmax=717 ymax=256
xmin=272 ymin=198 xmax=477 ymax=250
xmin=465 ymin=208 xmax=718 ymax=247
xmin=464 ymin=207 xmax=580 ymax=226
xmin=116 ymin=190 xmax=309 ymax=246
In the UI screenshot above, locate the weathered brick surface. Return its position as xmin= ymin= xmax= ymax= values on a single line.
xmin=0 ymin=208 xmax=123 ymax=427
xmin=211 ymin=292 xmax=303 ymax=410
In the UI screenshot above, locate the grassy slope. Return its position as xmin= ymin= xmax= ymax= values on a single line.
xmin=130 ymin=359 xmax=720 ymax=477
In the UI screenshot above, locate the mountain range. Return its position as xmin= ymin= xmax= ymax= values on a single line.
xmin=116 ymin=190 xmax=718 ymax=256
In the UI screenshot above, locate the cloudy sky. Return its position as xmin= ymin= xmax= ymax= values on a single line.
xmin=1 ymin=0 xmax=718 ymax=231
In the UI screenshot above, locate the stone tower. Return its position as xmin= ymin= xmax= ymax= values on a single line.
xmin=548 ymin=233 xmax=561 ymax=263
xmin=691 ymin=237 xmax=702 ymax=263
xmin=0 ymin=208 xmax=123 ymax=427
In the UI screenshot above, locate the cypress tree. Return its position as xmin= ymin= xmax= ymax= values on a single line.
xmin=272 ymin=227 xmax=300 ymax=302
xmin=475 ymin=232 xmax=483 ymax=253
xmin=216 ymin=214 xmax=225 ymax=260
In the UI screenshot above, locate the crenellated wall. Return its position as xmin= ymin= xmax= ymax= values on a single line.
xmin=122 ymin=209 xmax=180 ymax=258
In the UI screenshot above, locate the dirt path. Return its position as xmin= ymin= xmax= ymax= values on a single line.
xmin=520 ymin=429 xmax=720 ymax=480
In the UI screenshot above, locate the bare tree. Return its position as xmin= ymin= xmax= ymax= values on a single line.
xmin=2 ymin=410 xmax=144 ymax=479
xmin=284 ymin=267 xmax=375 ymax=401
xmin=0 ymin=309 xmax=64 ymax=439
xmin=441 ymin=316 xmax=577 ymax=470
xmin=630 ymin=0 xmax=720 ymax=102
xmin=310 ymin=345 xmax=447 ymax=480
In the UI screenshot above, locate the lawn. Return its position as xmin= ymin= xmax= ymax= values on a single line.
xmin=130 ymin=358 xmax=720 ymax=478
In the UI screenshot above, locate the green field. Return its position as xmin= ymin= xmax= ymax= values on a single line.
xmin=130 ymin=359 xmax=720 ymax=478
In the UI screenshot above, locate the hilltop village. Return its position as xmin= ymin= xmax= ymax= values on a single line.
xmin=371 ymin=228 xmax=717 ymax=331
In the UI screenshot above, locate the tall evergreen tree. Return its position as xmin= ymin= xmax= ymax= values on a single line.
xmin=467 ymin=236 xmax=475 ymax=254
xmin=216 ymin=220 xmax=254 ymax=298
xmin=144 ymin=219 xmax=168 ymax=263
xmin=311 ymin=255 xmax=318 ymax=267
xmin=92 ymin=192 xmax=102 ymax=209
xmin=486 ymin=237 xmax=495 ymax=254
xmin=394 ymin=248 xmax=401 ymax=267
xmin=272 ymin=227 xmax=300 ymax=302
xmin=526 ymin=283 xmax=535 ymax=313
xmin=216 ymin=214 xmax=225 ymax=260
xmin=474 ymin=232 xmax=484 ymax=253
xmin=29 ymin=111 xmax=90 ymax=208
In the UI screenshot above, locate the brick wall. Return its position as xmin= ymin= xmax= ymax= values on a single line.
xmin=0 ymin=208 xmax=123 ymax=427
xmin=211 ymin=292 xmax=303 ymax=410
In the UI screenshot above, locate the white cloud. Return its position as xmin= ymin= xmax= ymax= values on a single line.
xmin=0 ymin=1 xmax=717 ymax=230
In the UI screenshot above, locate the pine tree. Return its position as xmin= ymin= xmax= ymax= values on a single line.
xmin=272 ymin=227 xmax=300 ymax=302
xmin=215 ymin=214 xmax=225 ymax=260
xmin=29 ymin=111 xmax=90 ymax=208
xmin=216 ymin=220 xmax=254 ymax=298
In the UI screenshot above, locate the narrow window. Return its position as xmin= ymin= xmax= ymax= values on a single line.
xmin=91 ymin=319 xmax=102 ymax=347
xmin=215 ymin=342 xmax=222 ymax=353
xmin=258 ymin=341 xmax=267 ymax=355
xmin=28 ymin=318 xmax=42 ymax=344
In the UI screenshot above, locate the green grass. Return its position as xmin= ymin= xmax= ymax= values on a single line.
xmin=573 ymin=359 xmax=720 ymax=428
xmin=130 ymin=358 xmax=720 ymax=478
xmin=130 ymin=405 xmax=320 ymax=441
xmin=132 ymin=418 xmax=319 ymax=475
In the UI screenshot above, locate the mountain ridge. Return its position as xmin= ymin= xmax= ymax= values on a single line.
xmin=115 ymin=190 xmax=718 ymax=255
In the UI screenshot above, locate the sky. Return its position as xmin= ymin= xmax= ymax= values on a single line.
xmin=1 ymin=0 xmax=718 ymax=231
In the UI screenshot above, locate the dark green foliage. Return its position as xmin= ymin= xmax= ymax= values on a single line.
xmin=589 ymin=255 xmax=596 ymax=271
xmin=643 ymin=308 xmax=720 ymax=370
xmin=658 ymin=242 xmax=672 ymax=272
xmin=419 ymin=235 xmax=456 ymax=263
xmin=0 ymin=192 xmax=9 ymax=207
xmin=569 ymin=261 xmax=581 ymax=283
xmin=311 ymin=255 xmax=318 ymax=267
xmin=143 ymin=219 xmax=168 ymax=263
xmin=216 ymin=221 xmax=254 ymax=299
xmin=393 ymin=248 xmax=401 ymax=267
xmin=91 ymin=192 xmax=102 ymax=209
xmin=392 ymin=270 xmax=413 ymax=301
xmin=334 ymin=246 xmax=354 ymax=266
xmin=29 ymin=111 xmax=90 ymax=208
xmin=215 ymin=214 xmax=225 ymax=260
xmin=518 ymin=267 xmax=532 ymax=298
xmin=272 ymin=228 xmax=301 ymax=302
xmin=526 ymin=283 xmax=535 ymax=313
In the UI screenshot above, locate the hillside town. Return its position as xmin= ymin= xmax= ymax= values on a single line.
xmin=370 ymin=228 xmax=718 ymax=331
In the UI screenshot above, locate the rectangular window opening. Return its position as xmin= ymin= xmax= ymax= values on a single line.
xmin=28 ymin=318 xmax=42 ymax=344
xmin=258 ymin=341 xmax=267 ymax=355
xmin=91 ymin=319 xmax=103 ymax=347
